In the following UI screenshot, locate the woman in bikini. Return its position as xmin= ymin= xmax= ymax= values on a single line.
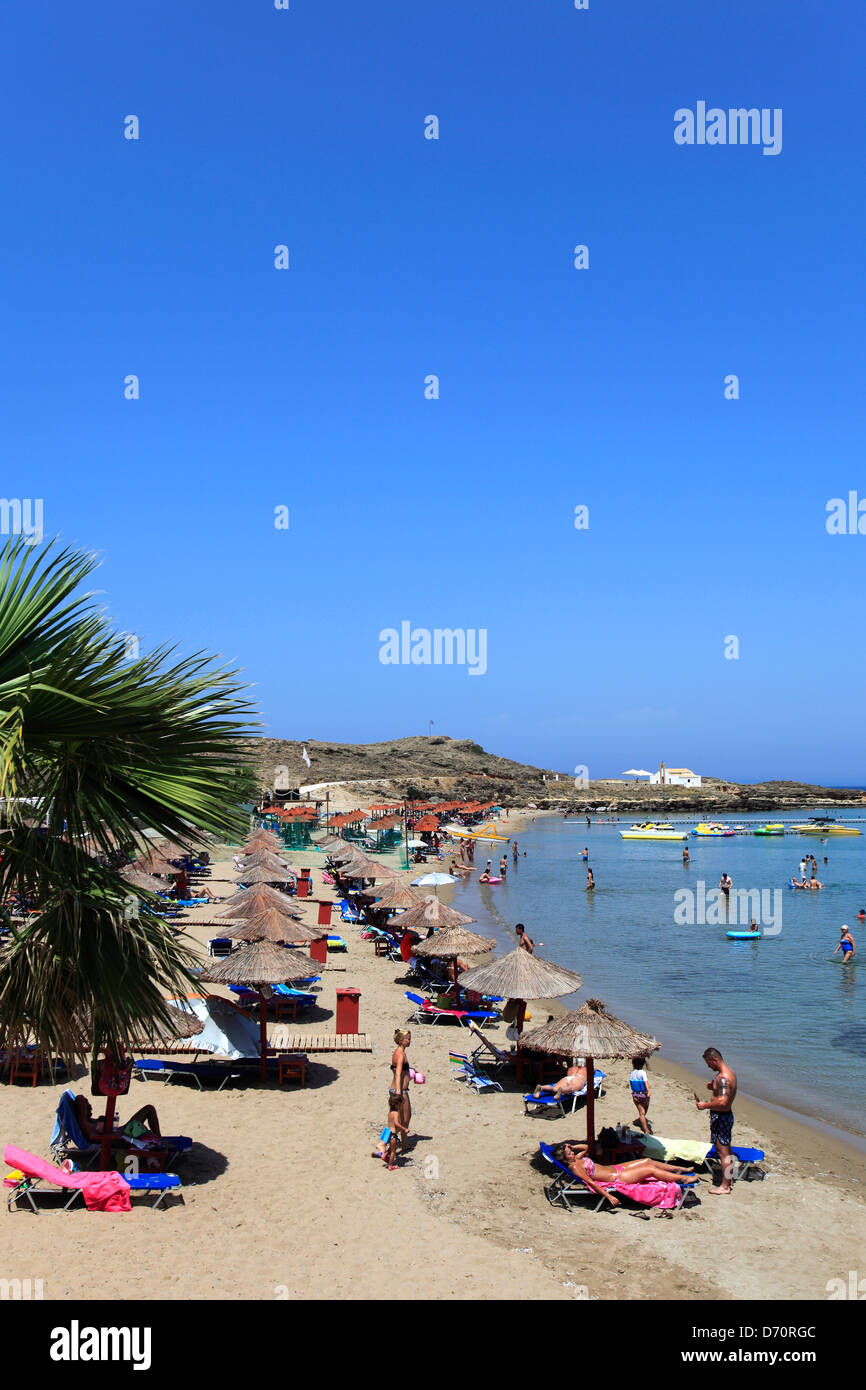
xmin=554 ymin=1141 xmax=695 ymax=1208
xmin=386 ymin=1029 xmax=412 ymax=1169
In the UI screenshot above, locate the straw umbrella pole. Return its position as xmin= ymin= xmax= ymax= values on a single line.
xmin=199 ymin=942 xmax=320 ymax=1080
xmin=519 ymin=998 xmax=659 ymax=1157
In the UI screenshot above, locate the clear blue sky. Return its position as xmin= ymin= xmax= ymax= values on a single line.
xmin=3 ymin=1 xmax=865 ymax=783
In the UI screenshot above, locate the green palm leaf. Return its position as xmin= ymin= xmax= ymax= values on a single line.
xmin=0 ymin=535 xmax=259 ymax=1057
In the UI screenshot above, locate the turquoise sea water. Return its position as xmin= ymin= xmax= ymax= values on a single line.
xmin=444 ymin=811 xmax=866 ymax=1138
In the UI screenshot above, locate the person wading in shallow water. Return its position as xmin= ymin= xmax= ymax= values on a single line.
xmin=694 ymin=1047 xmax=737 ymax=1195
xmin=515 ymin=923 xmax=534 ymax=953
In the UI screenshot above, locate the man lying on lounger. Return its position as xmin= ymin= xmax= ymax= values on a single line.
xmin=531 ymin=1058 xmax=587 ymax=1100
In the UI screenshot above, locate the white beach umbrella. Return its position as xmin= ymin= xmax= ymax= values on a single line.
xmin=410 ymin=870 xmax=457 ymax=900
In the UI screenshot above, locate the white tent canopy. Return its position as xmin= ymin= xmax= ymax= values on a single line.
xmin=168 ymin=995 xmax=261 ymax=1059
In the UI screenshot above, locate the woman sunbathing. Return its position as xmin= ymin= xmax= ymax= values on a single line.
xmin=554 ymin=1141 xmax=695 ymax=1209
xmin=531 ymin=1061 xmax=587 ymax=1100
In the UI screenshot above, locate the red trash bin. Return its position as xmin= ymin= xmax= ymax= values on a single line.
xmin=335 ymin=987 xmax=361 ymax=1034
xmin=316 ymin=901 xmax=333 ymax=927
xmin=310 ymin=934 xmax=328 ymax=965
xmin=295 ymin=877 xmax=310 ymax=898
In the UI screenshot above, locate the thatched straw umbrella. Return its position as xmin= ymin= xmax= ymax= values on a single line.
xmin=328 ymin=844 xmax=357 ymax=863
xmin=412 ymin=924 xmax=495 ymax=996
xmin=520 ymin=998 xmax=659 ymax=1156
xmin=222 ymin=907 xmax=326 ymax=946
xmin=360 ymin=862 xmax=402 ymax=881
xmin=235 ymin=863 xmax=295 ymax=888
xmin=134 ymin=855 xmax=181 ymax=878
xmin=121 ymin=868 xmax=169 ymax=894
xmin=457 ymin=948 xmax=583 ymax=1003
xmin=368 ymin=881 xmax=424 ymax=912
xmin=331 ymin=849 xmax=372 ymax=872
xmin=458 ymin=946 xmax=584 ymax=1043
xmin=393 ymin=897 xmax=476 ymax=933
xmin=157 ymin=840 xmax=208 ymax=861
xmin=199 ymin=942 xmax=321 ymax=1080
xmin=127 ymin=1003 xmax=205 ymax=1046
xmin=241 ymin=837 xmax=288 ymax=854
xmin=238 ymin=851 xmax=295 ymax=873
xmin=217 ymin=887 xmax=304 ymax=921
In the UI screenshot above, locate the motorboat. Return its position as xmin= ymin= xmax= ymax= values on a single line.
xmin=620 ymin=822 xmax=688 ymax=841
xmin=797 ymin=816 xmax=860 ymax=837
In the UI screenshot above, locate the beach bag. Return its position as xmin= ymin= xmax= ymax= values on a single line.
xmin=91 ymin=1053 xmax=132 ymax=1098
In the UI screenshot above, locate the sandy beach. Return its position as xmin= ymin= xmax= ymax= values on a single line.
xmin=3 ymin=817 xmax=865 ymax=1303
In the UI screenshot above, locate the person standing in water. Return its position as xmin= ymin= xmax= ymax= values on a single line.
xmin=515 ymin=923 xmax=534 ymax=953
xmin=719 ymin=872 xmax=732 ymax=904
xmin=512 ymin=839 xmax=518 ymax=862
xmin=499 ymin=854 xmax=508 ymax=878
xmin=834 ymin=926 xmax=856 ymax=962
xmin=682 ymin=844 xmax=690 ymax=865
xmin=586 ymin=867 xmax=595 ymax=892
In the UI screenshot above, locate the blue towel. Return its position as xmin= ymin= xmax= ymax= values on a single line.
xmin=51 ymin=1089 xmax=90 ymax=1151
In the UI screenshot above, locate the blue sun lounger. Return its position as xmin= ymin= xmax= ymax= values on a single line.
xmin=405 ymin=991 xmax=499 ymax=1028
xmin=133 ymin=1059 xmax=241 ymax=1091
xmin=5 ymin=1145 xmax=182 ymax=1211
xmin=706 ymin=1143 xmax=766 ymax=1181
xmin=523 ymin=1071 xmax=606 ymax=1117
xmin=448 ymin=1052 xmax=504 ymax=1094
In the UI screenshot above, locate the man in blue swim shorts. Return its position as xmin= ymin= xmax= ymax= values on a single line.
xmin=694 ymin=1047 xmax=737 ymax=1195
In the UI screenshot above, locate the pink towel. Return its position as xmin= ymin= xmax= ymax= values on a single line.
xmin=609 ymin=1178 xmax=682 ymax=1209
xmin=5 ymin=1144 xmax=132 ymax=1212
